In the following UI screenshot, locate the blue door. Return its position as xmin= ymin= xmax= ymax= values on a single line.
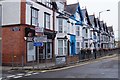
xmin=70 ymin=35 xmax=76 ymax=55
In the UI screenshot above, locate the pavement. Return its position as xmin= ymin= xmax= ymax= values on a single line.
xmin=2 ymin=53 xmax=118 ymax=71
xmin=1 ymin=53 xmax=118 ymax=79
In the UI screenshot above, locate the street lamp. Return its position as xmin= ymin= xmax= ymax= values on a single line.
xmin=99 ymin=9 xmax=110 ymax=21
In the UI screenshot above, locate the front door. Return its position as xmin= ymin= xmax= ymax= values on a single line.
xmin=46 ymin=42 xmax=52 ymax=59
xmin=27 ymin=42 xmax=36 ymax=62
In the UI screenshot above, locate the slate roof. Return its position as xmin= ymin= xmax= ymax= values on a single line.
xmin=100 ymin=21 xmax=104 ymax=30
xmin=107 ymin=26 xmax=113 ymax=32
xmin=81 ymin=9 xmax=91 ymax=25
xmin=89 ymin=15 xmax=97 ymax=27
xmin=65 ymin=3 xmax=79 ymax=15
xmin=81 ymin=9 xmax=86 ymax=18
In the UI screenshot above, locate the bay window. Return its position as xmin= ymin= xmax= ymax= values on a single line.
xmin=58 ymin=40 xmax=67 ymax=55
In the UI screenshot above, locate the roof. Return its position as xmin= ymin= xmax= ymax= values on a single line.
xmin=107 ymin=26 xmax=113 ymax=32
xmin=100 ymin=21 xmax=104 ymax=30
xmin=89 ymin=15 xmax=97 ymax=26
xmin=81 ymin=9 xmax=86 ymax=18
xmin=89 ymin=15 xmax=95 ymax=24
xmin=81 ymin=9 xmax=91 ymax=25
xmin=65 ymin=3 xmax=79 ymax=15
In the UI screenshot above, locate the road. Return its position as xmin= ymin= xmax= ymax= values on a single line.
xmin=22 ymin=55 xmax=118 ymax=78
xmin=2 ymin=55 xmax=118 ymax=79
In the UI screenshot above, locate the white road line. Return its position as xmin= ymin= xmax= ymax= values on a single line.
xmin=32 ymin=72 xmax=39 ymax=75
xmin=0 ymin=77 xmax=2 ymax=80
xmin=17 ymin=73 xmax=25 ymax=76
xmin=27 ymin=71 xmax=33 ymax=73
xmin=7 ymin=75 xmax=16 ymax=78
xmin=24 ymin=74 xmax=32 ymax=76
xmin=13 ymin=76 xmax=23 ymax=78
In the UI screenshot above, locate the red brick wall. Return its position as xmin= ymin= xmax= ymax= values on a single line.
xmin=2 ymin=25 xmax=27 ymax=65
xmin=2 ymin=0 xmax=27 ymax=65
xmin=66 ymin=55 xmax=79 ymax=64
xmin=20 ymin=0 xmax=26 ymax=24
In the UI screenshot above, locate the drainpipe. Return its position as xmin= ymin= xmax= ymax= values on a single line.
xmin=52 ymin=4 xmax=56 ymax=62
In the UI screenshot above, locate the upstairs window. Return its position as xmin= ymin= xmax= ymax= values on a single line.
xmin=85 ymin=29 xmax=88 ymax=37
xmin=44 ymin=12 xmax=50 ymax=29
xmin=85 ymin=43 xmax=88 ymax=48
xmin=58 ymin=19 xmax=63 ymax=33
xmin=76 ymin=26 xmax=80 ymax=36
xmin=31 ymin=7 xmax=38 ymax=26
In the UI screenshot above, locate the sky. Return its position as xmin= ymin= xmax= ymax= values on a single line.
xmin=67 ymin=0 xmax=119 ymax=41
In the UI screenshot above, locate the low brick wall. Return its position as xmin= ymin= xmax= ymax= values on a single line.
xmin=66 ymin=55 xmax=79 ymax=64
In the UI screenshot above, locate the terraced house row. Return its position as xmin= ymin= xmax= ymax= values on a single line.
xmin=0 ymin=0 xmax=115 ymax=65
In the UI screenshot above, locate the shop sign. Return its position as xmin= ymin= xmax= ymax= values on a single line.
xmin=34 ymin=36 xmax=47 ymax=42
xmin=35 ymin=27 xmax=44 ymax=33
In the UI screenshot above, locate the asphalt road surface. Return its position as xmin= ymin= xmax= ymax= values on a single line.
xmin=21 ymin=56 xmax=118 ymax=78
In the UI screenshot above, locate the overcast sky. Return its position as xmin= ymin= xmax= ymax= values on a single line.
xmin=67 ymin=0 xmax=119 ymax=41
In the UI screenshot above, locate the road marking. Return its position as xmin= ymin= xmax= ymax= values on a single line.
xmin=41 ymin=71 xmax=47 ymax=73
xmin=17 ymin=73 xmax=25 ymax=76
xmin=28 ymin=71 xmax=34 ymax=73
xmin=24 ymin=73 xmax=32 ymax=76
xmin=40 ymin=55 xmax=117 ymax=73
xmin=7 ymin=75 xmax=16 ymax=78
xmin=0 ymin=77 xmax=2 ymax=80
xmin=32 ymin=72 xmax=39 ymax=75
xmin=13 ymin=76 xmax=23 ymax=78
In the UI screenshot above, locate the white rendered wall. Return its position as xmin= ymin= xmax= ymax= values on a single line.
xmin=1 ymin=1 xmax=21 ymax=25
xmin=26 ymin=1 xmax=53 ymax=30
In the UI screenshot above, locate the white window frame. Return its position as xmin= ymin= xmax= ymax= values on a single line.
xmin=76 ymin=26 xmax=80 ymax=36
xmin=64 ymin=20 xmax=67 ymax=33
xmin=44 ymin=12 xmax=50 ymax=29
xmin=58 ymin=39 xmax=67 ymax=56
xmin=31 ymin=8 xmax=38 ymax=26
xmin=58 ymin=19 xmax=63 ymax=33
xmin=76 ymin=42 xmax=80 ymax=54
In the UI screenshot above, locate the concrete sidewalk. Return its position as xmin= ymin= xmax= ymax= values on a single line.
xmin=2 ymin=54 xmax=117 ymax=71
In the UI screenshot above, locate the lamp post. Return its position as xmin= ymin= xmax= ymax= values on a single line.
xmin=99 ymin=9 xmax=110 ymax=57
xmin=99 ymin=9 xmax=110 ymax=21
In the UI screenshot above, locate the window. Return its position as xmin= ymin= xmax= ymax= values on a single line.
xmin=58 ymin=40 xmax=67 ymax=55
xmin=64 ymin=40 xmax=67 ymax=55
xmin=76 ymin=26 xmax=80 ymax=36
xmin=29 ymin=42 xmax=34 ymax=50
xmin=58 ymin=19 xmax=63 ymax=33
xmin=86 ymin=29 xmax=88 ymax=33
xmin=47 ymin=42 xmax=52 ymax=59
xmin=85 ymin=29 xmax=88 ymax=37
xmin=90 ymin=31 xmax=92 ymax=38
xmin=31 ymin=8 xmax=38 ymax=26
xmin=76 ymin=12 xmax=80 ymax=21
xmin=77 ymin=42 xmax=80 ymax=54
xmin=85 ymin=43 xmax=88 ymax=48
xmin=44 ymin=12 xmax=50 ymax=29
xmin=64 ymin=20 xmax=67 ymax=33
xmin=45 ymin=0 xmax=51 ymax=7
xmin=58 ymin=40 xmax=63 ymax=55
